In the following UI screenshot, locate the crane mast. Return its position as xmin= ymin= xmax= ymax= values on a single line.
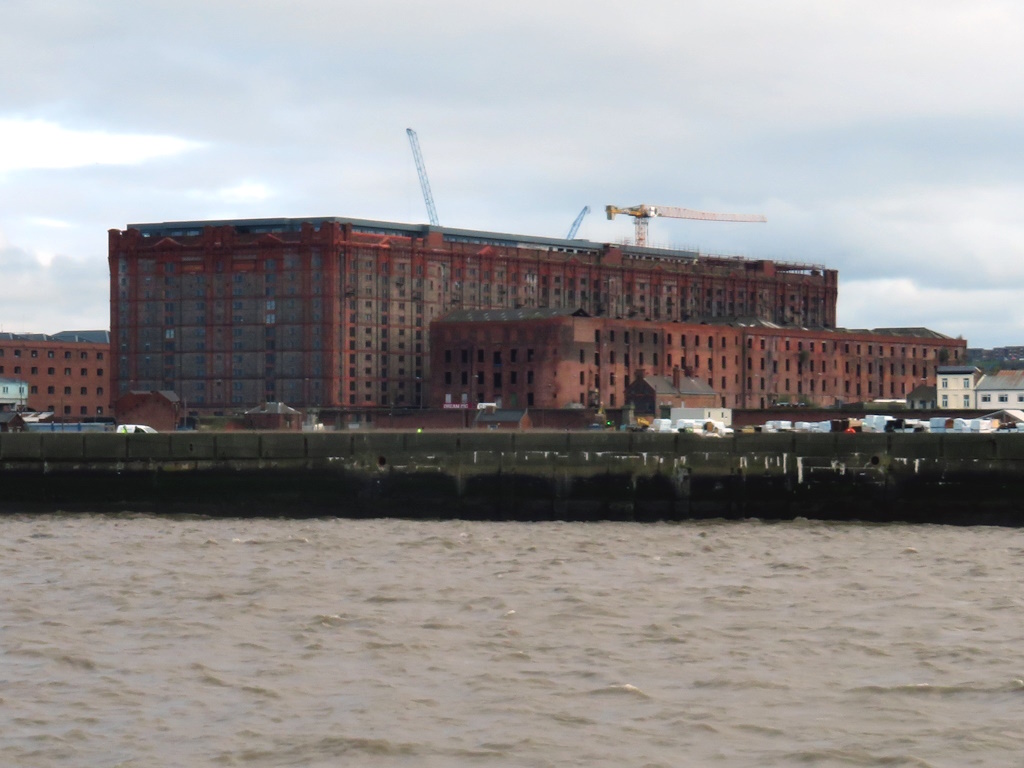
xmin=606 ymin=203 xmax=766 ymax=246
xmin=406 ymin=128 xmax=440 ymax=226
xmin=566 ymin=205 xmax=590 ymax=239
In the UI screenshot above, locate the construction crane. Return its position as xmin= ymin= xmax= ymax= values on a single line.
xmin=406 ymin=128 xmax=440 ymax=226
xmin=605 ymin=203 xmax=766 ymax=247
xmin=566 ymin=205 xmax=590 ymax=239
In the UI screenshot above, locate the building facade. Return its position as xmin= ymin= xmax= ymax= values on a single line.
xmin=974 ymin=370 xmax=1024 ymax=410
xmin=936 ymin=366 xmax=982 ymax=409
xmin=428 ymin=311 xmax=967 ymax=410
xmin=0 ymin=377 xmax=28 ymax=409
xmin=0 ymin=332 xmax=110 ymax=417
xmin=113 ymin=390 xmax=180 ymax=431
xmin=109 ymin=217 xmax=839 ymax=413
xmin=624 ymin=372 xmax=718 ymax=414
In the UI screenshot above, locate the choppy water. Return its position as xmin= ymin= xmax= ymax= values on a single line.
xmin=2 ymin=515 xmax=1022 ymax=767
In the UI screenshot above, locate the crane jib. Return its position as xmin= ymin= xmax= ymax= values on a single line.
xmin=605 ymin=203 xmax=767 ymax=246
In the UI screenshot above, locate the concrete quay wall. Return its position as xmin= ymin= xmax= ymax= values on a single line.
xmin=2 ymin=431 xmax=1024 ymax=525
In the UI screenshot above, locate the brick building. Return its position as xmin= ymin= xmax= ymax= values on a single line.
xmin=0 ymin=332 xmax=110 ymax=418
xmin=108 ymin=217 xmax=839 ymax=413
xmin=113 ymin=390 xmax=180 ymax=431
xmin=625 ymin=371 xmax=718 ymax=414
xmin=428 ymin=310 xmax=966 ymax=410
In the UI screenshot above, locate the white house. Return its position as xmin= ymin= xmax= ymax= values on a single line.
xmin=975 ymin=370 xmax=1024 ymax=410
xmin=936 ymin=366 xmax=982 ymax=410
xmin=0 ymin=377 xmax=28 ymax=409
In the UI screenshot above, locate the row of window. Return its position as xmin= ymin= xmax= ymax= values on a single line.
xmin=0 ymin=349 xmax=102 ymax=360
xmin=44 ymin=405 xmax=105 ymax=415
xmin=941 ymin=396 xmax=973 ymax=408
xmin=979 ymin=394 xmax=1024 ymax=404
xmin=0 ymin=366 xmax=103 ymax=377
xmin=29 ymin=385 xmax=104 ymax=396
xmin=444 ymin=370 xmax=536 ymax=387
xmin=588 ymin=330 xmax=948 ymax=360
xmin=444 ymin=349 xmax=536 ymax=365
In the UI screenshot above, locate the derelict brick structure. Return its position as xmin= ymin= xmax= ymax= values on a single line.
xmin=428 ymin=310 xmax=967 ymax=411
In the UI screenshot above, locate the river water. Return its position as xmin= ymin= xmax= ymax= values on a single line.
xmin=2 ymin=515 xmax=1022 ymax=767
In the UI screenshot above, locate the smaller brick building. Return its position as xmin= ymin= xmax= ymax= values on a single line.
xmin=625 ymin=370 xmax=718 ymax=416
xmin=429 ymin=310 xmax=967 ymax=412
xmin=0 ymin=412 xmax=27 ymax=432
xmin=114 ymin=390 xmax=180 ymax=432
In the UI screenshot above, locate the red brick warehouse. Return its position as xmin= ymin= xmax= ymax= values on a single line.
xmin=108 ymin=216 xmax=840 ymax=414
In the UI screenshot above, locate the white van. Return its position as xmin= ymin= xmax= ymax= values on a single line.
xmin=116 ymin=424 xmax=158 ymax=434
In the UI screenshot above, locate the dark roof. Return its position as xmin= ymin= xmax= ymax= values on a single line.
xmin=129 ymin=216 xmax=612 ymax=253
xmin=126 ymin=390 xmax=181 ymax=403
xmin=126 ymin=216 xmax=707 ymax=262
xmin=123 ymin=216 xmax=838 ymax=271
xmin=669 ymin=318 xmax=956 ymax=339
xmin=53 ymin=330 xmax=110 ymax=344
xmin=0 ymin=330 xmax=109 ymax=344
xmin=867 ymin=327 xmax=955 ymax=340
xmin=937 ymin=366 xmax=980 ymax=374
xmin=907 ymin=384 xmax=936 ymax=399
xmin=438 ymin=307 xmax=590 ymax=323
xmin=431 ymin=308 xmax=949 ymax=333
xmin=245 ymin=402 xmax=300 ymax=415
xmin=639 ymin=375 xmax=715 ymax=397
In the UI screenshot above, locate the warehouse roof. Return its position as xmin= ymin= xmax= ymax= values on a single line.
xmin=123 ymin=215 xmax=799 ymax=265
xmin=0 ymin=330 xmax=109 ymax=343
xmin=977 ymin=371 xmax=1024 ymax=390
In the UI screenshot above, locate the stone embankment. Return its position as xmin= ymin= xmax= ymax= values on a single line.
xmin=2 ymin=431 xmax=1023 ymax=525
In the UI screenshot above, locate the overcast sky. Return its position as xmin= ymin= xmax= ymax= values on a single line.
xmin=2 ymin=0 xmax=1023 ymax=347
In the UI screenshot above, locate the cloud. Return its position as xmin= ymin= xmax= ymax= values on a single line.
xmin=188 ymin=181 xmax=275 ymax=206
xmin=1 ymin=0 xmax=1024 ymax=346
xmin=0 ymin=239 xmax=107 ymax=334
xmin=0 ymin=118 xmax=201 ymax=174
xmin=838 ymin=278 xmax=1018 ymax=347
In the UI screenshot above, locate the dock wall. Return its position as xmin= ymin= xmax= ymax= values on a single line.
xmin=2 ymin=431 xmax=1023 ymax=525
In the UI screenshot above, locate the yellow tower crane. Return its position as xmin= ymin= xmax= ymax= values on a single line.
xmin=605 ymin=204 xmax=766 ymax=247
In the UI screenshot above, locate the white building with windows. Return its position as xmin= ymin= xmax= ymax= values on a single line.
xmin=936 ymin=366 xmax=982 ymax=409
xmin=974 ymin=370 xmax=1024 ymax=410
xmin=0 ymin=377 xmax=28 ymax=409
